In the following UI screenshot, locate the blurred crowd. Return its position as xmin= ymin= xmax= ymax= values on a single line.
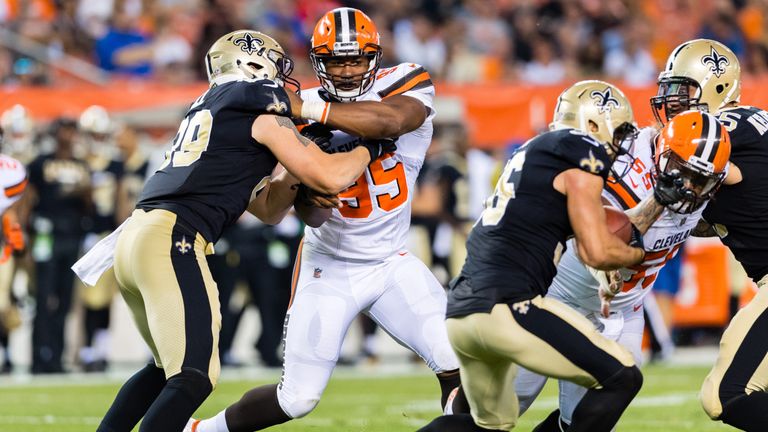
xmin=4 ymin=0 xmax=768 ymax=87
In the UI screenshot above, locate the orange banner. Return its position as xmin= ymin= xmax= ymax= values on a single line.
xmin=4 ymin=78 xmax=768 ymax=148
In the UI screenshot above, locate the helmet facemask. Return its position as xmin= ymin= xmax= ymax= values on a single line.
xmin=310 ymin=44 xmax=382 ymax=101
xmin=655 ymin=150 xmax=725 ymax=213
xmin=651 ymin=77 xmax=707 ymax=125
xmin=607 ymin=121 xmax=640 ymax=180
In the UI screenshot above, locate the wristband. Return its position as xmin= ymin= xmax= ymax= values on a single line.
xmin=301 ymin=101 xmax=331 ymax=124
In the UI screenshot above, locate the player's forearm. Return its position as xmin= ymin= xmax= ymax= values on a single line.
xmin=248 ymin=171 xmax=300 ymax=225
xmin=316 ymin=147 xmax=371 ymax=193
xmin=323 ymin=101 xmax=406 ymax=139
xmin=624 ymin=195 xmax=664 ymax=234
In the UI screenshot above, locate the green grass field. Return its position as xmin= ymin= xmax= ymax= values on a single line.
xmin=0 ymin=363 xmax=735 ymax=431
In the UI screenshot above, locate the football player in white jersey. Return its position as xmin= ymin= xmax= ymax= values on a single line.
xmin=514 ymin=110 xmax=731 ymax=431
xmin=0 ymin=125 xmax=29 ymax=373
xmin=186 ymin=7 xmax=464 ymax=432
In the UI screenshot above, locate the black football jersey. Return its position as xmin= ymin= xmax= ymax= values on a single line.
xmin=89 ymin=157 xmax=124 ymax=233
xmin=705 ymin=106 xmax=768 ymax=281
xmin=447 ymin=129 xmax=612 ymax=318
xmin=137 ymin=79 xmax=291 ymax=242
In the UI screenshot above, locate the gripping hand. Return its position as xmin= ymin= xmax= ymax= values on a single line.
xmin=654 ymin=169 xmax=692 ymax=206
xmin=361 ymin=138 xmax=398 ymax=162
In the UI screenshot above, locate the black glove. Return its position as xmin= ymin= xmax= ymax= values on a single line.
xmin=361 ymin=138 xmax=398 ymax=162
xmin=300 ymin=123 xmax=335 ymax=153
xmin=629 ymin=223 xmax=644 ymax=249
xmin=653 ymin=169 xmax=691 ymax=206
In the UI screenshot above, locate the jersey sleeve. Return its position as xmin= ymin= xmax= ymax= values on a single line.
xmin=0 ymin=156 xmax=27 ymax=206
xmin=557 ymin=130 xmax=612 ymax=179
xmin=238 ymin=79 xmax=292 ymax=116
xmin=375 ymin=63 xmax=435 ymax=119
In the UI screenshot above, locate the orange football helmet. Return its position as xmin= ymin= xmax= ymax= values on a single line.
xmin=655 ymin=110 xmax=731 ymax=213
xmin=310 ymin=7 xmax=382 ymax=101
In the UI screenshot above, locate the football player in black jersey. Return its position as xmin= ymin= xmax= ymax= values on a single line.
xmin=419 ymin=80 xmax=691 ymax=432
xmin=94 ymin=30 xmax=394 ymax=432
xmin=653 ymin=38 xmax=768 ymax=432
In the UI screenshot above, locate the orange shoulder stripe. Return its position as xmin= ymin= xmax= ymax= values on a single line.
xmin=4 ymin=177 xmax=27 ymax=198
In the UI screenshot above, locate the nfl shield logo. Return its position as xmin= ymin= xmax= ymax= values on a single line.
xmin=313 ymin=267 xmax=323 ymax=278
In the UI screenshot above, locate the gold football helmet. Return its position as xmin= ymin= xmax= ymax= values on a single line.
xmin=205 ymin=30 xmax=298 ymax=89
xmin=652 ymin=39 xmax=741 ymax=124
xmin=551 ymin=80 xmax=638 ymax=166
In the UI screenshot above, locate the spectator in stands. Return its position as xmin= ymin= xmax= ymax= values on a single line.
xmin=393 ymin=12 xmax=447 ymax=77
xmin=520 ymin=36 xmax=570 ymax=85
xmin=603 ymin=18 xmax=657 ymax=87
xmin=94 ymin=7 xmax=152 ymax=76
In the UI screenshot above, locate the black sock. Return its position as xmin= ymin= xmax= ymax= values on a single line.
xmin=97 ymin=364 xmax=166 ymax=432
xmin=569 ymin=366 xmax=642 ymax=432
xmin=417 ymin=414 xmax=504 ymax=431
xmin=532 ymin=409 xmax=564 ymax=432
xmin=225 ymin=383 xmax=291 ymax=432
xmin=437 ymin=369 xmax=465 ymax=411
xmin=139 ymin=369 xmax=213 ymax=431
xmin=720 ymin=391 xmax=768 ymax=432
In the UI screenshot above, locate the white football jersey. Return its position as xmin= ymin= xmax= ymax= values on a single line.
xmin=301 ymin=63 xmax=435 ymax=260
xmin=0 ymin=154 xmax=26 ymax=214
xmin=549 ymin=127 xmax=706 ymax=312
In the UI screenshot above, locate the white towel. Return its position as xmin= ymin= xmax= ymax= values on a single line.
xmin=71 ymin=218 xmax=128 ymax=287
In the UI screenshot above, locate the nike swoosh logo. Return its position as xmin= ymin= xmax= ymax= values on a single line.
xmin=633 ymin=304 xmax=642 ymax=312
xmin=262 ymin=81 xmax=279 ymax=88
xmin=398 ymin=252 xmax=408 ymax=256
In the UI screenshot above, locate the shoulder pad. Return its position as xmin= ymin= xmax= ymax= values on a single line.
xmin=240 ymin=80 xmax=292 ymax=116
xmin=375 ymin=63 xmax=433 ymax=99
xmin=558 ymin=129 xmax=612 ymax=178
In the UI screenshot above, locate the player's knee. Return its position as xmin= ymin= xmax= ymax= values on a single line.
xmin=277 ymin=387 xmax=320 ymax=419
xmin=166 ymin=368 xmax=213 ymax=405
xmin=603 ymin=365 xmax=643 ymax=396
xmin=700 ymin=376 xmax=722 ymax=420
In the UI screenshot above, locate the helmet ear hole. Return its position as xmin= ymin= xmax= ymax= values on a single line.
xmin=716 ymin=84 xmax=725 ymax=94
xmin=588 ymin=120 xmax=599 ymax=133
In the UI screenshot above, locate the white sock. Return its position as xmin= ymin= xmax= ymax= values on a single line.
xmin=195 ymin=410 xmax=229 ymax=432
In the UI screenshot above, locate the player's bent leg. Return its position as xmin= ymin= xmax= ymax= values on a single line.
xmin=514 ymin=366 xmax=548 ymax=415
xmin=371 ymin=254 xmax=466 ymax=412
xmin=446 ymin=311 xmax=520 ymax=430
xmin=558 ymin=307 xmax=645 ymax=426
xmin=97 ymin=363 xmax=167 ymax=432
xmin=701 ymin=280 xmax=768 ymax=430
xmin=116 ymin=210 xmax=222 ymax=428
xmin=502 ymin=297 xmax=640 ymax=432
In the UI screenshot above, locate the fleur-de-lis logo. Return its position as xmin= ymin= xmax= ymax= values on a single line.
xmin=590 ymin=88 xmax=620 ymax=114
xmin=175 ymin=236 xmax=192 ymax=254
xmin=266 ymin=92 xmax=287 ymax=114
xmin=512 ymin=300 xmax=531 ymax=315
xmin=580 ymin=150 xmax=605 ymax=174
xmin=233 ymin=33 xmax=264 ymax=55
xmin=701 ymin=46 xmax=729 ymax=78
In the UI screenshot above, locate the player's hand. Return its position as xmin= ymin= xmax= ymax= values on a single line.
xmin=653 ymin=169 xmax=693 ymax=206
xmin=599 ymin=270 xmax=624 ymax=318
xmin=2 ymin=219 xmax=24 ymax=255
xmin=286 ymin=90 xmax=303 ymax=118
xmin=297 ymin=184 xmax=341 ymax=209
xmin=300 ymin=123 xmax=335 ymax=153
xmin=361 ymin=138 xmax=398 ymax=163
